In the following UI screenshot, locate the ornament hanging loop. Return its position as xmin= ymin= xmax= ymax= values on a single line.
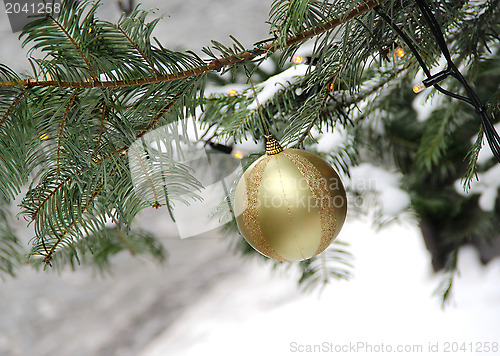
xmin=265 ymin=134 xmax=284 ymax=155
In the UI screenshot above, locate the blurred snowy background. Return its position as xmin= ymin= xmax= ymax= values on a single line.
xmin=0 ymin=1 xmax=499 ymax=356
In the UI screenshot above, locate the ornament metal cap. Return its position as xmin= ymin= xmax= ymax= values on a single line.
xmin=265 ymin=134 xmax=284 ymax=155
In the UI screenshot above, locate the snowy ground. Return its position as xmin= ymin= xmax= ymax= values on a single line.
xmin=1 ymin=1 xmax=500 ymax=356
xmin=140 ymin=219 xmax=500 ymax=356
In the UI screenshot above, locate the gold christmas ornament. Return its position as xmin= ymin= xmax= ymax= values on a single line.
xmin=234 ymin=135 xmax=347 ymax=261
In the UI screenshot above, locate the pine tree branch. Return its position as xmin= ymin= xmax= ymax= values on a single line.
xmin=138 ymin=97 xmax=181 ymax=137
xmin=91 ymin=102 xmax=106 ymax=158
xmin=0 ymin=90 xmax=26 ymax=129
xmin=233 ymin=111 xmax=254 ymax=135
xmin=0 ymin=0 xmax=388 ymax=90
xmin=29 ymin=93 xmax=182 ymax=223
xmin=296 ymin=88 xmax=332 ymax=146
xmin=114 ymin=227 xmax=136 ymax=256
xmin=117 ymin=25 xmax=161 ymax=76
xmin=296 ymin=68 xmax=342 ymax=146
xmin=47 ymin=14 xmax=98 ymax=81
xmin=41 ymin=155 xmax=124 ymax=264
xmin=133 ymin=149 xmax=161 ymax=209
xmin=56 ymin=89 xmax=79 ymax=175
xmin=29 ymin=179 xmax=65 ymax=221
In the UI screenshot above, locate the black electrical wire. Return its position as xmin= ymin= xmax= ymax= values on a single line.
xmin=414 ymin=0 xmax=500 ymax=163
xmin=374 ymin=8 xmax=430 ymax=75
xmin=414 ymin=0 xmax=453 ymax=62
xmin=376 ymin=1 xmax=500 ymax=163
xmin=374 ymin=7 xmax=473 ymax=106
xmin=414 ymin=0 xmax=479 ymax=104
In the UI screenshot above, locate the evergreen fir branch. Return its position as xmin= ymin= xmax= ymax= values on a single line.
xmin=33 ymin=156 xmax=125 ymax=264
xmin=137 ymin=94 xmax=182 ymax=137
xmin=47 ymin=13 xmax=98 ymax=80
xmin=15 ymin=1 xmax=205 ymax=86
xmin=22 ymin=77 xmax=202 ymax=264
xmin=326 ymin=137 xmax=359 ymax=177
xmin=0 ymin=225 xmax=22 ymax=277
xmin=450 ymin=0 xmax=500 ymax=64
xmin=20 ymin=0 xmax=102 ymax=82
xmin=129 ymin=140 xmax=204 ymax=210
xmin=295 ymin=74 xmax=341 ymax=147
xmin=0 ymin=194 xmax=23 ymax=276
xmin=26 ymin=127 xmax=144 ymax=224
xmin=90 ymin=102 xmax=106 ymax=157
xmin=0 ymin=69 xmax=38 ymax=201
xmin=281 ymin=87 xmax=331 ymax=146
xmin=199 ymin=93 xmax=257 ymax=143
xmin=114 ymin=227 xmax=137 ymax=256
xmin=23 ymin=80 xmax=191 ymax=223
xmin=201 ymin=62 xmax=399 ymax=151
xmin=117 ymin=26 xmax=161 ymax=76
xmin=56 ymin=89 xmax=79 ymax=174
xmin=462 ymin=126 xmax=483 ymax=191
xmin=270 ymin=0 xmax=328 ymax=44
xmin=30 ymin=227 xmax=166 ymax=273
xmin=0 ymin=90 xmax=26 ymax=129
xmin=0 ymin=0 xmax=388 ymax=91
xmin=297 ymin=242 xmax=353 ymax=292
xmin=132 ymin=148 xmax=162 ymax=208
xmin=434 ymin=249 xmax=459 ymax=307
xmin=415 ymin=105 xmax=455 ymax=171
xmin=111 ymin=8 xmax=196 ymax=78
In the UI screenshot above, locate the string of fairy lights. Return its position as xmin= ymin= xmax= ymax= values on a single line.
xmin=375 ymin=0 xmax=500 ymax=163
xmin=211 ymin=0 xmax=500 ymax=166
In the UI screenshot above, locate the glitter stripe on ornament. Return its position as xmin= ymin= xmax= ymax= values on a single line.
xmin=282 ymin=150 xmax=345 ymax=257
xmin=238 ymin=156 xmax=286 ymax=261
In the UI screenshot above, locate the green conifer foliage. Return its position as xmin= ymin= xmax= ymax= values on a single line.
xmin=0 ymin=0 xmax=499 ymax=301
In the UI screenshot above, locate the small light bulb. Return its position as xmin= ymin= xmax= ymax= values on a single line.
xmin=228 ymin=89 xmax=237 ymax=96
xmin=395 ymin=46 xmax=405 ymax=58
xmin=328 ymin=83 xmax=334 ymax=91
xmin=413 ymin=82 xmax=426 ymax=94
xmin=292 ymin=55 xmax=305 ymax=64
xmin=40 ymin=133 xmax=49 ymax=140
xmin=232 ymin=150 xmax=244 ymax=159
